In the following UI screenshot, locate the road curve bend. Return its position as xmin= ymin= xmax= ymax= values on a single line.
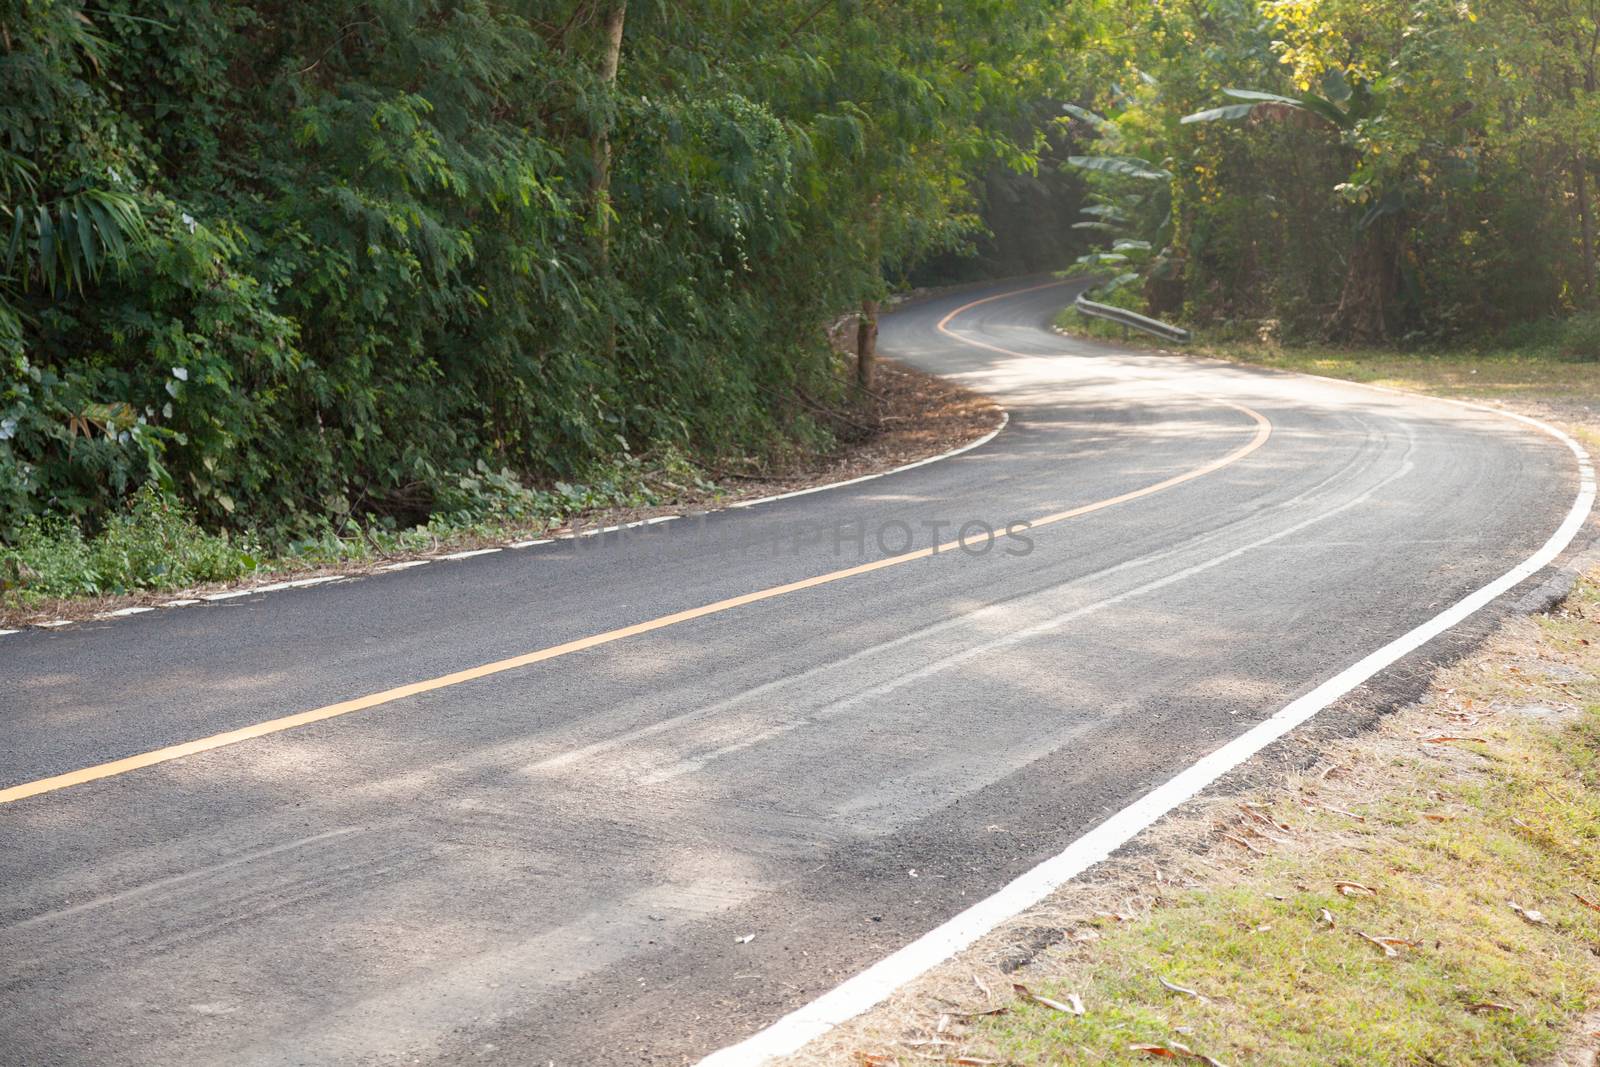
xmin=0 ymin=280 xmax=1588 ymax=1066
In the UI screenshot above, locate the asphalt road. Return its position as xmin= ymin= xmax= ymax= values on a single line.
xmin=0 ymin=280 xmax=1584 ymax=1065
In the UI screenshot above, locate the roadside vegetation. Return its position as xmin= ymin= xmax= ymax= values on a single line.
xmin=0 ymin=1 xmax=1070 ymax=605
xmin=0 ymin=357 xmax=997 ymax=619
xmin=1056 ymin=0 xmax=1599 ymax=350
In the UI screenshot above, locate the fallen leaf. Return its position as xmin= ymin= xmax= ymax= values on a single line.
xmin=1159 ymin=977 xmax=1206 ymax=1001
xmin=1316 ymin=908 xmax=1336 ymax=928
xmin=1423 ymin=813 xmax=1453 ymax=823
xmin=1324 ymin=807 xmax=1366 ymax=823
xmin=1357 ymin=932 xmax=1419 ymax=957
xmin=853 ymin=1053 xmax=891 ymax=1066
xmin=972 ymin=972 xmax=991 ymax=999
xmin=953 ymin=1058 xmax=1002 ymax=1066
xmin=1509 ymin=901 xmax=1549 ymax=925
xmin=1240 ymin=803 xmax=1293 ymax=831
xmin=1423 ymin=735 xmax=1488 ymax=744
xmin=946 ymin=1006 xmax=1009 ymax=1019
xmin=1219 ymin=832 xmax=1265 ymax=855
xmin=1468 ymin=1002 xmax=1515 ymax=1015
xmin=1572 ymin=892 xmax=1600 ymax=913
xmin=1252 ymin=922 xmax=1274 ymax=933
xmin=1334 ymin=881 xmax=1377 ymax=897
xmin=1013 ymin=982 xmax=1085 ymax=1015
xmin=1129 ymin=1042 xmax=1229 ymax=1066
xmin=735 ymin=933 xmax=755 ymax=944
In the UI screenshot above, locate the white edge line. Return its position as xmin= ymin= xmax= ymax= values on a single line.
xmin=729 ymin=411 xmax=1010 ymax=510
xmin=13 ymin=382 xmax=1006 ymax=635
xmin=284 ymin=576 xmax=340 ymax=588
xmin=0 ymin=629 xmax=18 ymax=637
xmin=699 ymin=403 xmax=1595 ymax=1067
xmin=441 ymin=547 xmax=502 ymax=563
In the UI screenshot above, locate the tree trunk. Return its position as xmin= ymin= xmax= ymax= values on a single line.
xmin=590 ymin=2 xmax=627 ymax=271
xmin=856 ymin=298 xmax=879 ymax=389
xmin=590 ymin=2 xmax=626 ymax=362
xmin=1331 ymin=224 xmax=1391 ymax=342
xmin=1577 ymin=154 xmax=1596 ymax=302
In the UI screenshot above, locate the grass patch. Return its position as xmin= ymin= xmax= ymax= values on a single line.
xmin=0 ymin=485 xmax=261 ymax=600
xmin=0 ymin=450 xmax=713 ymax=609
xmin=1052 ymin=308 xmax=1600 ymax=412
xmin=951 ymin=580 xmax=1600 ymax=1066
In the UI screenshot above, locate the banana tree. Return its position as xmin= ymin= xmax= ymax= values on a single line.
xmin=1061 ymin=103 xmax=1182 ymax=313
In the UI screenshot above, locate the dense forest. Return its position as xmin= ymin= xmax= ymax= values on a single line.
xmin=1058 ymin=0 xmax=1600 ymax=347
xmin=1 ymin=0 xmax=1596 ymax=565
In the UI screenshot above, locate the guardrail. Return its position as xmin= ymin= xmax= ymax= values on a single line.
xmin=1073 ymin=288 xmax=1191 ymax=344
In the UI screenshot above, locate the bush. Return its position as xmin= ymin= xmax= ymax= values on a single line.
xmin=1557 ymin=311 xmax=1600 ymax=362
xmin=0 ymin=486 xmax=257 ymax=602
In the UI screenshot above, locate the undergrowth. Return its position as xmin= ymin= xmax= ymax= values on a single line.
xmin=0 ymin=446 xmax=719 ymax=605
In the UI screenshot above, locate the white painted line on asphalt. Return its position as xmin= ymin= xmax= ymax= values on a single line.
xmin=382 ymin=560 xmax=433 ymax=571
xmin=567 ymin=514 xmax=682 ymax=538
xmin=0 ymin=629 xmax=18 ymax=637
xmin=730 ymin=412 xmax=1010 ymax=511
xmin=107 ymin=607 xmax=154 ymax=617
xmin=699 ymin=412 xmax=1594 ymax=1066
xmin=161 ymin=599 xmax=200 ymax=608
xmin=202 ymin=589 xmax=257 ymax=601
xmin=248 ymin=581 xmax=293 ymax=594
xmin=509 ymin=538 xmax=554 ymax=549
xmin=440 ymin=548 xmax=503 ymax=560
xmin=284 ymin=576 xmax=340 ymax=588
xmin=38 ymin=620 xmax=73 ymax=628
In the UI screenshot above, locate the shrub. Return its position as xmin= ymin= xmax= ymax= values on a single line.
xmin=0 ymin=486 xmax=257 ymax=602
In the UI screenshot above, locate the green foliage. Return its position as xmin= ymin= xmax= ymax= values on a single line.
xmin=0 ymin=485 xmax=257 ymax=600
xmin=0 ymin=0 xmax=1060 ymax=565
xmin=1059 ymin=0 xmax=1600 ymax=343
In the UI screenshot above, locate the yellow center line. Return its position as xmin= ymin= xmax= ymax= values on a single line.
xmin=0 ymin=284 xmax=1272 ymax=806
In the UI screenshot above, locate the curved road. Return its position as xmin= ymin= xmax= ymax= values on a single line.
xmin=0 ymin=280 xmax=1585 ymax=1065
